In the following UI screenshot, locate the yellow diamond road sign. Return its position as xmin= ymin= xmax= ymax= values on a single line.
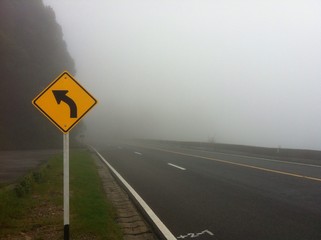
xmin=32 ymin=71 xmax=97 ymax=133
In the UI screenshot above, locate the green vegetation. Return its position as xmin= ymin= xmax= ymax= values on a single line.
xmin=0 ymin=0 xmax=80 ymax=150
xmin=0 ymin=150 xmax=122 ymax=240
xmin=0 ymin=156 xmax=62 ymax=238
xmin=70 ymin=150 xmax=122 ymax=239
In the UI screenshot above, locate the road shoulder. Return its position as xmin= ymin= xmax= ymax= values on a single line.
xmin=93 ymin=154 xmax=158 ymax=240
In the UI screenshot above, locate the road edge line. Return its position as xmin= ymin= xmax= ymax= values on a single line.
xmin=90 ymin=146 xmax=176 ymax=240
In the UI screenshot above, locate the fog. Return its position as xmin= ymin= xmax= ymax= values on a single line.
xmin=43 ymin=0 xmax=321 ymax=150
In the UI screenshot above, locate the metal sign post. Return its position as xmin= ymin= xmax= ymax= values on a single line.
xmin=63 ymin=133 xmax=70 ymax=240
xmin=32 ymin=71 xmax=97 ymax=239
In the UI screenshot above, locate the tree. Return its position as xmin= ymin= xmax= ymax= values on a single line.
xmin=0 ymin=0 xmax=77 ymax=149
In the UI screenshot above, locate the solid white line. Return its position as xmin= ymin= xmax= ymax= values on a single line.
xmin=90 ymin=147 xmax=176 ymax=240
xmin=134 ymin=152 xmax=142 ymax=155
xmin=168 ymin=163 xmax=186 ymax=171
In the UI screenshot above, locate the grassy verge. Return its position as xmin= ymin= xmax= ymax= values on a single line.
xmin=0 ymin=155 xmax=63 ymax=239
xmin=0 ymin=149 xmax=122 ymax=240
xmin=70 ymin=149 xmax=122 ymax=239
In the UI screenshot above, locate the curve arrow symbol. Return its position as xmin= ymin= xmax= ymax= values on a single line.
xmin=52 ymin=90 xmax=77 ymax=118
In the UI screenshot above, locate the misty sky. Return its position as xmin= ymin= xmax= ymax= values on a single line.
xmin=43 ymin=0 xmax=321 ymax=150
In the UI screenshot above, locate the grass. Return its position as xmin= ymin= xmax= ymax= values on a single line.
xmin=70 ymin=149 xmax=122 ymax=239
xmin=0 ymin=149 xmax=122 ymax=240
xmin=0 ymin=155 xmax=63 ymax=239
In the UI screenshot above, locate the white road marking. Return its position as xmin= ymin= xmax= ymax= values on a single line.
xmin=156 ymin=148 xmax=321 ymax=182
xmin=168 ymin=163 xmax=186 ymax=171
xmin=134 ymin=152 xmax=142 ymax=155
xmin=135 ymin=143 xmax=321 ymax=168
xmin=177 ymin=229 xmax=215 ymax=239
xmin=195 ymin=148 xmax=321 ymax=168
xmin=90 ymin=147 xmax=176 ymax=240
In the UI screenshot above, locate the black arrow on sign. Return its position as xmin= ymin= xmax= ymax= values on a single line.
xmin=52 ymin=90 xmax=77 ymax=118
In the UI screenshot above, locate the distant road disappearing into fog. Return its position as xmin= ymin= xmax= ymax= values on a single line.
xmin=98 ymin=143 xmax=321 ymax=240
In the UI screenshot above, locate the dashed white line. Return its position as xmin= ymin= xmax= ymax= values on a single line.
xmin=134 ymin=152 xmax=142 ymax=155
xmin=195 ymin=148 xmax=321 ymax=168
xmin=168 ymin=163 xmax=186 ymax=171
xmin=158 ymin=148 xmax=321 ymax=182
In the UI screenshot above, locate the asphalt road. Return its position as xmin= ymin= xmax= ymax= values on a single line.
xmin=0 ymin=149 xmax=61 ymax=184
xmin=98 ymin=143 xmax=321 ymax=240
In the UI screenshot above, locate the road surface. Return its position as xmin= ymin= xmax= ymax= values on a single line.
xmin=97 ymin=143 xmax=321 ymax=240
xmin=0 ymin=149 xmax=61 ymax=184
